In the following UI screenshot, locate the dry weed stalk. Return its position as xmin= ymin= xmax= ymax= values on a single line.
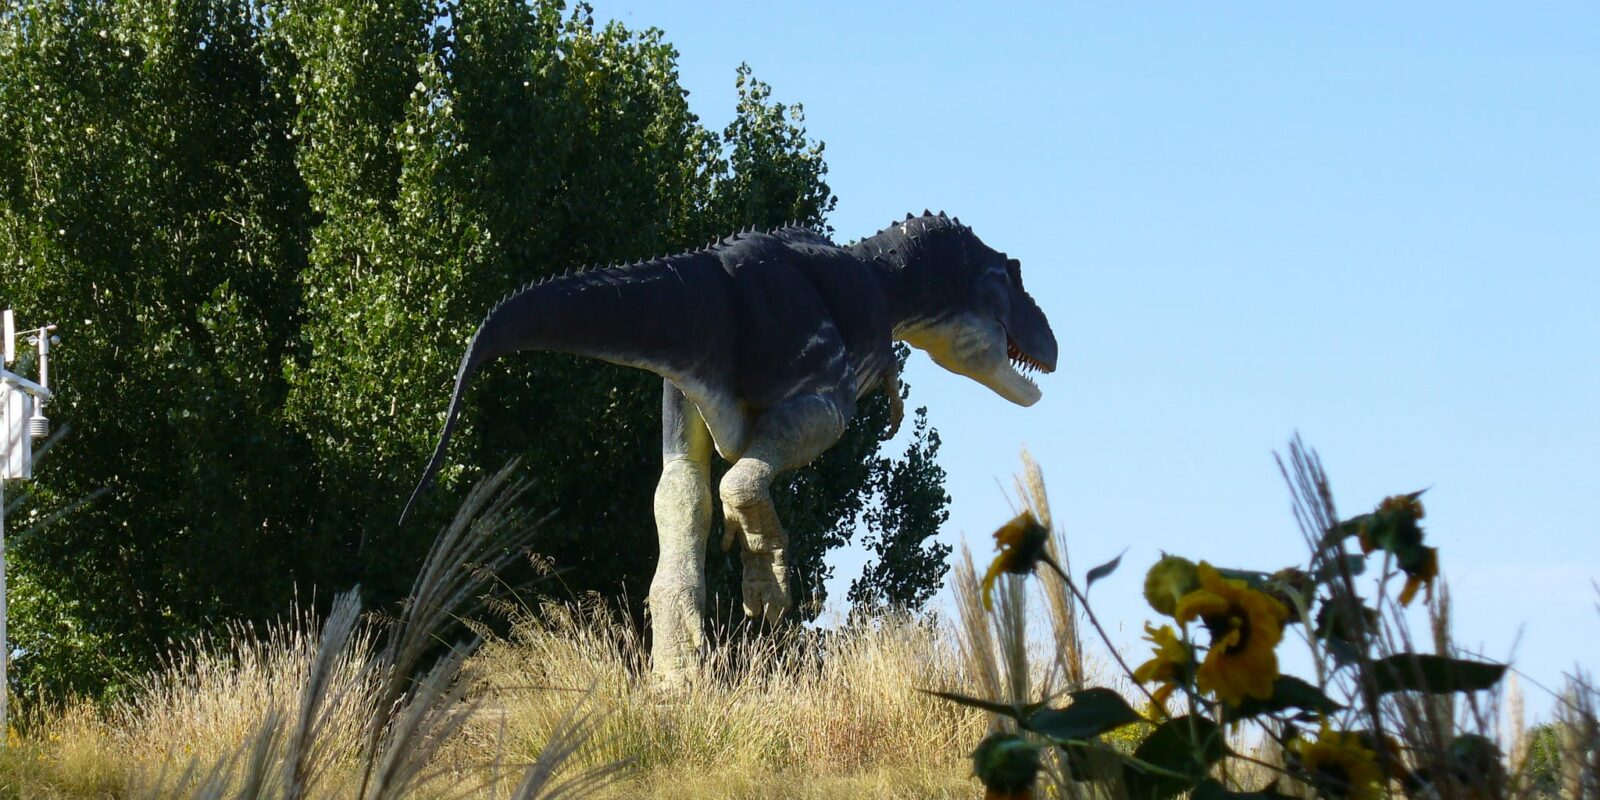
xmin=1557 ymin=673 xmax=1599 ymax=800
xmin=127 ymin=461 xmax=626 ymax=800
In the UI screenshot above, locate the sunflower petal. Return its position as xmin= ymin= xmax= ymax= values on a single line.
xmin=1174 ymin=590 xmax=1229 ymax=624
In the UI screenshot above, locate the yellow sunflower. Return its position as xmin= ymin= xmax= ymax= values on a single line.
xmin=1379 ymin=492 xmax=1425 ymax=518
xmin=1290 ymin=725 xmax=1385 ymax=800
xmin=1143 ymin=555 xmax=1200 ymax=616
xmin=1132 ymin=623 xmax=1188 ymax=707
xmin=1397 ymin=545 xmax=1438 ymax=607
xmin=1173 ymin=562 xmax=1288 ymax=707
xmin=1357 ymin=492 xmax=1425 ymax=554
xmin=981 ymin=511 xmax=1050 ymax=610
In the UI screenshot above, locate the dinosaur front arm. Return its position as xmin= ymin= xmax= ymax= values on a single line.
xmin=881 ymin=365 xmax=904 ymax=441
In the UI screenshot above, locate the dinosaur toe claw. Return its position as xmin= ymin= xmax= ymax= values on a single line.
xmin=740 ymin=546 xmax=791 ymax=623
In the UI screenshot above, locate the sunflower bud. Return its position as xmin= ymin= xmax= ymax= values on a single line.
xmin=1143 ymin=555 xmax=1200 ymax=616
xmin=1267 ymin=567 xmax=1314 ymax=617
xmin=971 ymin=732 xmax=1040 ymax=799
xmin=981 ymin=511 xmax=1052 ymax=610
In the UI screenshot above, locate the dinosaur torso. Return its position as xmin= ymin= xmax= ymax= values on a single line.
xmin=714 ymin=228 xmax=895 ymax=435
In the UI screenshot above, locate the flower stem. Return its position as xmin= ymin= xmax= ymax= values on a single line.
xmin=1040 ymin=553 xmax=1167 ymax=717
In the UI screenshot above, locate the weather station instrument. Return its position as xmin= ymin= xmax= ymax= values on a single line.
xmin=0 ymin=308 xmax=60 ymax=734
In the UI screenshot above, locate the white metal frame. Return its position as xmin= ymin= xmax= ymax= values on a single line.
xmin=0 ymin=309 xmax=58 ymax=736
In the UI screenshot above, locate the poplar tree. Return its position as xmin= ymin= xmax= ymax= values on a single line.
xmin=0 ymin=0 xmax=952 ymax=699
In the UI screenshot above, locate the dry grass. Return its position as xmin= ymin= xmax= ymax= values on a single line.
xmin=0 ymin=596 xmax=993 ymax=799
xmin=6 ymin=449 xmax=1596 ymax=799
xmin=449 ymin=598 xmax=989 ymax=798
xmin=0 ymin=462 xmax=628 ymax=800
xmin=0 ymin=449 xmax=1001 ymax=799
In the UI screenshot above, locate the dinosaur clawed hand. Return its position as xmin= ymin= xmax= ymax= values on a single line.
xmin=881 ymin=379 xmax=904 ymax=442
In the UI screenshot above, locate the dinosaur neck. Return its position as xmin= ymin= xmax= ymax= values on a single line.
xmin=850 ymin=231 xmax=954 ymax=339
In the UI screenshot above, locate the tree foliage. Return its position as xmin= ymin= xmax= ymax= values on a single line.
xmin=848 ymin=401 xmax=952 ymax=613
xmin=0 ymin=0 xmax=951 ymax=699
xmin=0 ymin=0 xmax=316 ymax=696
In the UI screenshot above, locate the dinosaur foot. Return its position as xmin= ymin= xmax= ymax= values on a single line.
xmin=740 ymin=545 xmax=791 ymax=624
xmin=721 ymin=496 xmax=791 ymax=623
xmin=647 ymin=579 xmax=705 ymax=690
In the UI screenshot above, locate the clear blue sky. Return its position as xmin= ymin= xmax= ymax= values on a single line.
xmin=597 ymin=2 xmax=1600 ymax=716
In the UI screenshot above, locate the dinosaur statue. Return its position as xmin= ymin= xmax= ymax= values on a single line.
xmin=401 ymin=211 xmax=1057 ymax=685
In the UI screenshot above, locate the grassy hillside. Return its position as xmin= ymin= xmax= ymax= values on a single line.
xmin=2 ymin=453 xmax=1595 ymax=800
xmin=0 ymin=600 xmax=987 ymax=799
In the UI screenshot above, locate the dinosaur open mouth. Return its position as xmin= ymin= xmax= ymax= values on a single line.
xmin=1007 ymin=335 xmax=1052 ymax=377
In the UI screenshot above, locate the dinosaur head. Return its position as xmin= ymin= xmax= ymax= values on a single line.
xmin=869 ymin=213 xmax=1058 ymax=406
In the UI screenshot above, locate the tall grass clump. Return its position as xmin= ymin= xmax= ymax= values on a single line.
xmin=2 ymin=456 xmax=1000 ymax=799
xmin=937 ymin=441 xmax=1600 ymax=800
xmin=453 ymin=595 xmax=991 ymax=799
xmin=2 ymin=462 xmax=625 ymax=799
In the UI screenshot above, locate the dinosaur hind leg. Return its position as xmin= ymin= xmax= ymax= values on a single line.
xmin=649 ymin=380 xmax=715 ymax=688
xmin=719 ymin=393 xmax=850 ymax=624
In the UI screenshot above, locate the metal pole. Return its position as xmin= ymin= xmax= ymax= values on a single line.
xmin=1 ymin=473 xmax=8 ymax=737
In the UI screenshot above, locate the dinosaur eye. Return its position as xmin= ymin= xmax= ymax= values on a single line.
xmin=1004 ymin=258 xmax=1022 ymax=285
xmin=978 ymin=271 xmax=1010 ymax=314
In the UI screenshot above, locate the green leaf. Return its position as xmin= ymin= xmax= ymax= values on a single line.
xmin=1230 ymin=675 xmax=1343 ymax=720
xmin=1332 ymin=513 xmax=1373 ymax=544
xmin=1085 ymin=548 xmax=1126 ymax=592
xmin=1213 ymin=567 xmax=1273 ymax=589
xmin=1024 ymin=687 xmax=1141 ymax=741
xmin=1315 ymin=553 xmax=1367 ymax=581
xmin=1324 ymin=636 xmax=1366 ymax=666
xmin=917 ymin=688 xmax=1039 ymax=720
xmin=1060 ymin=742 xmax=1123 ymax=782
xmin=1373 ymin=654 xmax=1506 ymax=694
xmin=1123 ymin=715 xmax=1224 ymax=800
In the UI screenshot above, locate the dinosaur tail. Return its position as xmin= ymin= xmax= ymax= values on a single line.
xmin=398 ymin=321 xmax=501 ymax=526
xmin=398 ymin=253 xmax=731 ymax=525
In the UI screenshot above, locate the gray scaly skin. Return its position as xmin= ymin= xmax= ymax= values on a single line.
xmin=401 ymin=211 xmax=1057 ymax=686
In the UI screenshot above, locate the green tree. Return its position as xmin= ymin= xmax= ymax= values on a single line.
xmin=0 ymin=0 xmax=314 ymax=696
xmin=0 ymin=0 xmax=955 ymax=699
xmin=848 ymin=405 xmax=952 ymax=613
